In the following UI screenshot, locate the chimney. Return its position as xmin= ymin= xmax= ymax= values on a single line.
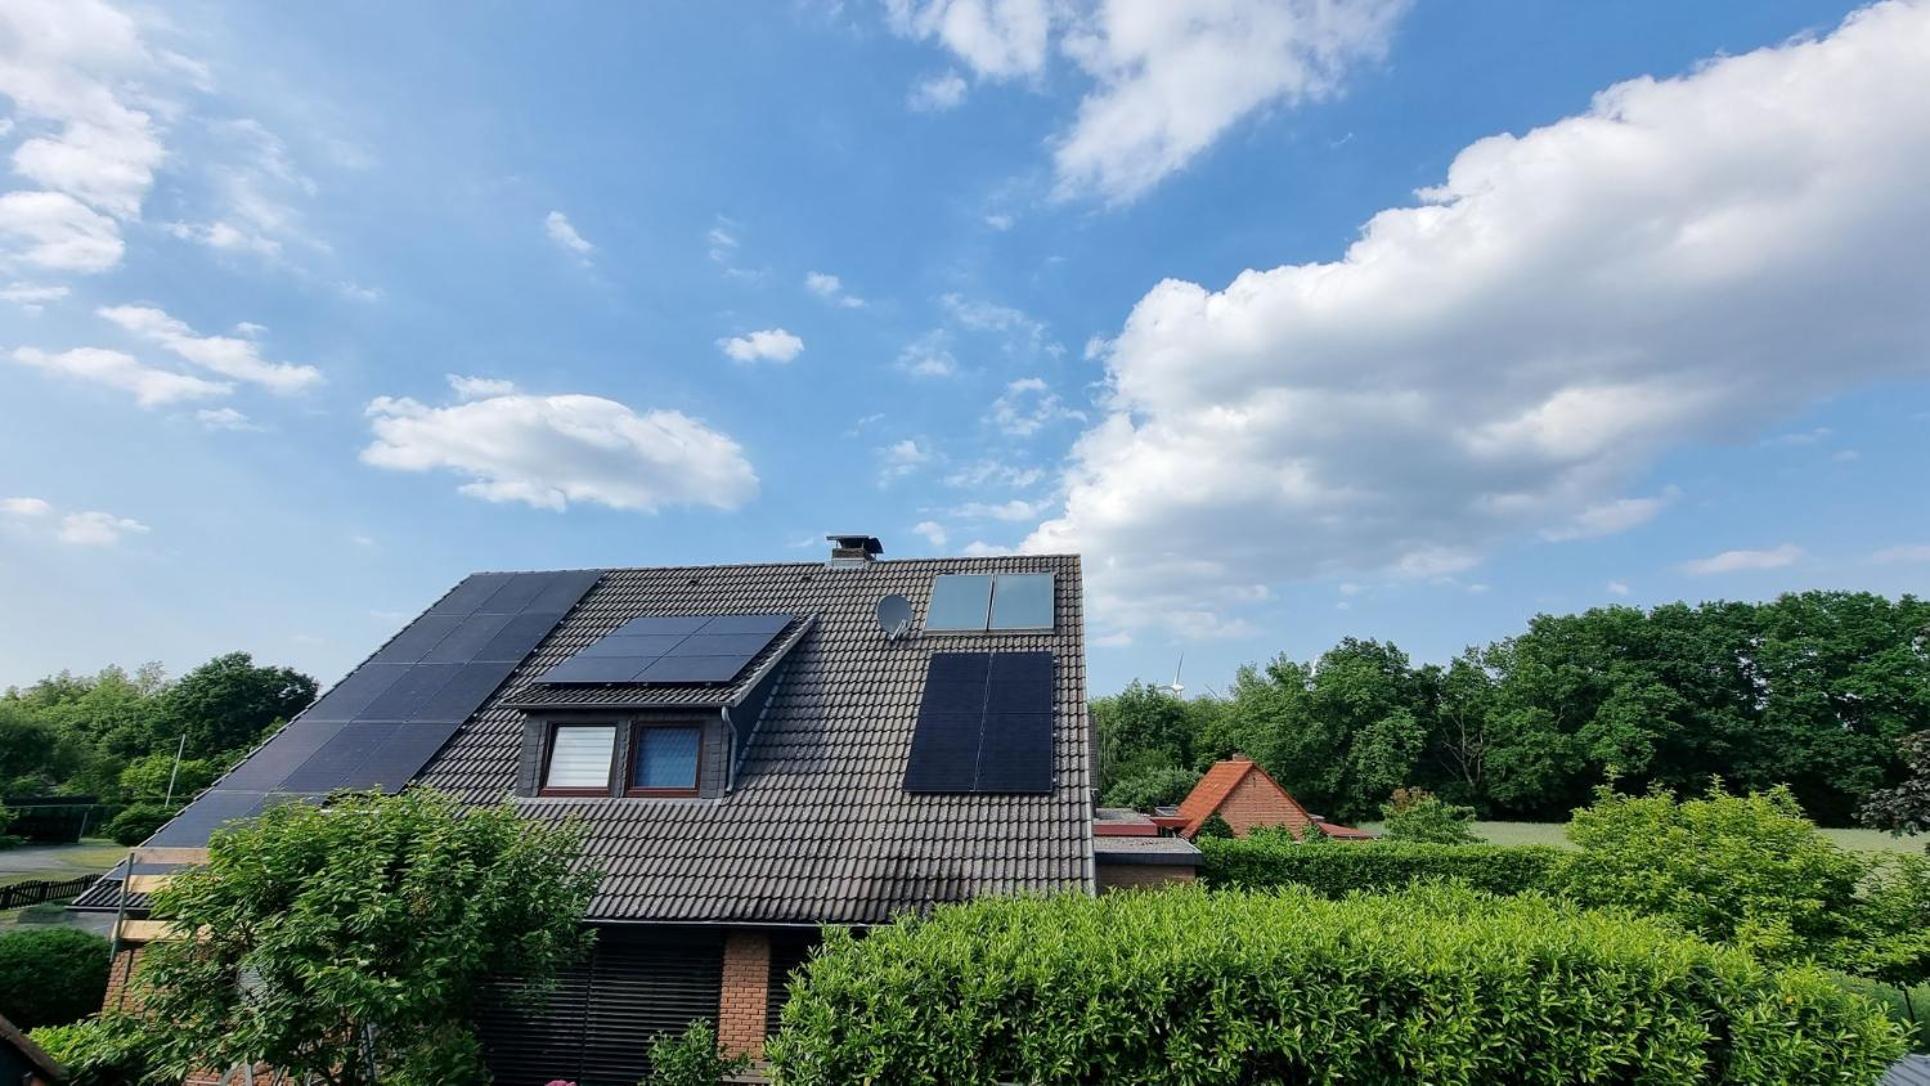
xmin=826 ymin=533 xmax=883 ymax=565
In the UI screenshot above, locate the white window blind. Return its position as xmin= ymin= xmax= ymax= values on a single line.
xmin=545 ymin=725 xmax=615 ymax=790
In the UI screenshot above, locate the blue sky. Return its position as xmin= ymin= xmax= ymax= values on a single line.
xmin=2 ymin=0 xmax=1926 ymax=698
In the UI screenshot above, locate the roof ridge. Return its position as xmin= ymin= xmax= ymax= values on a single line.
xmin=457 ymin=553 xmax=1080 ymax=576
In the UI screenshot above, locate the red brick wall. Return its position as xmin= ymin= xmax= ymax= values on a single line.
xmin=101 ymin=946 xmax=142 ymax=1013
xmin=718 ymin=931 xmax=771 ymax=1059
xmin=1096 ymin=864 xmax=1196 ymax=893
xmin=1216 ymin=773 xmax=1313 ymax=838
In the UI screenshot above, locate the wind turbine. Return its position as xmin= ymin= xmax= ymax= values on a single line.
xmin=1162 ymin=653 xmax=1185 ymax=697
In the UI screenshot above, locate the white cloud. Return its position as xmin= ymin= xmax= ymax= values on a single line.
xmin=1 ymin=497 xmax=52 ymax=516
xmin=1607 ymin=580 xmax=1631 ymax=596
xmin=0 ymin=190 xmax=124 ymax=271
xmin=940 ymin=292 xmax=1057 ymax=354
xmin=361 ymin=391 xmax=758 ymax=513
xmin=885 ymin=0 xmax=1407 ymax=203
xmin=1054 ymin=0 xmax=1408 ymax=203
xmin=1766 ymin=426 xmax=1833 ymax=446
xmin=57 ymin=509 xmax=149 ymax=545
xmin=194 ymin=406 xmax=261 ymax=431
xmin=877 ymin=438 xmax=932 ymax=484
xmin=717 ymin=328 xmax=805 ymax=364
xmin=913 ymin=519 xmax=949 ymax=546
xmin=1540 ymin=487 xmax=1680 ymax=542
xmin=945 ymin=458 xmax=1045 ymax=489
xmin=233 ymin=321 xmax=267 ymax=337
xmin=0 ymin=280 xmax=68 ymax=313
xmin=1679 ymin=544 xmax=1805 ymax=576
xmin=804 ymin=271 xmax=866 ymax=308
xmin=163 ymin=219 xmax=282 ymax=258
xmin=954 ymin=498 xmax=1048 ymax=521
xmin=11 ymin=346 xmax=229 ymax=407
xmin=1027 ymin=4 xmax=1930 ymax=636
xmin=989 ymin=376 xmax=1084 ymax=436
xmin=909 ymin=69 xmax=970 ymax=111
xmin=446 ymin=373 xmax=518 ymax=400
xmin=983 ymin=212 xmax=1015 ymax=231
xmin=1872 ymin=544 xmax=1930 ymax=564
xmin=706 ymin=216 xmax=762 ymax=281
xmin=545 ymin=210 xmax=594 ymax=260
xmin=98 ymin=305 xmax=322 ymax=393
xmin=165 ymin=118 xmax=327 ymax=263
xmin=961 ymin=539 xmax=1017 ymax=557
xmin=896 ymin=330 xmax=958 ymax=378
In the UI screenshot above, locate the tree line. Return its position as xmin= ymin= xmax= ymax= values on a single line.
xmin=1096 ymin=590 xmax=1930 ymax=826
xmin=0 ymin=652 xmax=318 ymax=811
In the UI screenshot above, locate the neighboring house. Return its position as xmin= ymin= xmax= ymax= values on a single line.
xmin=1168 ymin=757 xmax=1372 ymax=840
xmin=0 ymin=1012 xmax=65 ymax=1086
xmin=76 ymin=537 xmax=1100 ymax=1085
xmin=1091 ymin=806 xmax=1201 ymax=891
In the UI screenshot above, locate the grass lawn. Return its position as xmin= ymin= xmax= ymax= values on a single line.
xmin=0 ymin=838 xmax=127 ymax=888
xmin=1359 ymin=821 xmax=1926 ymax=853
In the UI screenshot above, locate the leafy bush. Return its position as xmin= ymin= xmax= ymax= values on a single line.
xmin=1379 ymin=786 xmax=1481 ymax=844
xmin=1101 ymin=765 xmax=1199 ymax=811
xmin=1199 ymin=836 xmax=1563 ymax=897
xmin=0 ymin=926 xmax=112 ymax=1028
xmin=105 ymin=802 xmax=171 ymax=846
xmin=1825 ymin=972 xmax=1930 ymax=1054
xmin=30 ymin=1015 xmax=155 ymax=1086
xmin=1559 ymin=784 xmax=1930 ymax=982
xmin=644 ymin=1018 xmax=749 ymax=1085
xmin=769 ymin=885 xmax=1904 ymax=1084
xmin=1194 ymin=812 xmax=1234 ymax=839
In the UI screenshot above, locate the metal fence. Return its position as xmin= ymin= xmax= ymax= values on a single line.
xmin=0 ymin=874 xmax=97 ymax=911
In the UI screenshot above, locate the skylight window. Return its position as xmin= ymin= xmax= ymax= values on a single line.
xmin=925 ymin=573 xmax=1055 ymax=633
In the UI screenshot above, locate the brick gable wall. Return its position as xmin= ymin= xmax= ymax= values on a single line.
xmin=1216 ymin=772 xmax=1313 ymax=838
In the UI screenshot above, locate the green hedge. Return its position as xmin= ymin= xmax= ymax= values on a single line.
xmin=1199 ymin=837 xmax=1564 ymax=897
xmin=769 ymin=886 xmax=1904 ymax=1085
xmin=0 ymin=927 xmax=111 ymax=1029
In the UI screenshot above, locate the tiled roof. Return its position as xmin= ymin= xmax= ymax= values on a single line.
xmin=414 ymin=554 xmax=1093 ymax=925
xmin=1885 ymin=1056 xmax=1930 ymax=1086
xmin=1173 ymin=757 xmax=1315 ymax=837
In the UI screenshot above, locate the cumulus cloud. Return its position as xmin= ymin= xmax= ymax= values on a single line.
xmin=361 ymin=390 xmax=757 ymax=513
xmin=1872 ymin=543 xmax=1930 ymax=564
xmin=989 ymin=376 xmax=1084 ymax=437
xmin=954 ymin=498 xmax=1049 ymax=521
xmin=1539 ymin=487 xmax=1680 ymax=542
xmin=1680 ymin=544 xmax=1805 ymax=576
xmin=195 ymin=406 xmax=261 ymax=431
xmin=58 ymin=509 xmax=149 ymax=545
xmin=446 ymin=373 xmax=518 ymax=400
xmin=885 ymin=0 xmax=1407 ymax=203
xmin=717 ymin=328 xmax=805 ymax=364
xmin=11 ymin=345 xmax=229 ymax=407
xmin=877 ymin=438 xmax=932 ymax=484
xmin=1 ymin=497 xmax=52 ymax=516
xmin=896 ymin=330 xmax=958 ymax=378
xmin=0 ymin=280 xmax=69 ymax=313
xmin=0 ymin=190 xmax=124 ymax=271
xmin=909 ymin=70 xmax=970 ymax=111
xmin=913 ymin=519 xmax=949 ymax=546
xmin=1607 ymin=580 xmax=1632 ymax=596
xmin=804 ymin=271 xmax=866 ymax=308
xmin=98 ymin=305 xmax=322 ymax=393
xmin=1026 ymin=3 xmax=1930 ymax=636
xmin=545 ymin=210 xmax=594 ymax=260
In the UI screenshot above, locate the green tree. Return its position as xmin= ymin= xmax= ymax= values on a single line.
xmin=1379 ymin=787 xmax=1481 ymax=844
xmin=155 ymin=652 xmax=317 ymax=761
xmin=70 ymin=789 xmax=599 ymax=1086
xmin=1861 ymin=730 xmax=1930 ymax=837
xmin=117 ymin=752 xmax=218 ymax=804
xmin=1091 ymin=681 xmax=1194 ymax=794
xmin=1101 ymin=765 xmax=1199 ymax=811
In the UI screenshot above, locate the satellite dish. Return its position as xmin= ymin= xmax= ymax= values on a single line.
xmin=876 ymin=594 xmax=913 ymax=641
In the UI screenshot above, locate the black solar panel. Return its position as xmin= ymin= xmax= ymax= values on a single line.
xmin=152 ymin=570 xmax=600 ymax=847
xmin=541 ymin=613 xmax=791 ymax=686
xmin=904 ymin=651 xmax=1055 ymax=795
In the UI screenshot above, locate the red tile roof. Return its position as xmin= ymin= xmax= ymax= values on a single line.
xmin=1173 ymin=758 xmax=1260 ymax=836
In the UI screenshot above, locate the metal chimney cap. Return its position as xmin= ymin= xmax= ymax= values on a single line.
xmin=825 ymin=533 xmax=884 ymax=559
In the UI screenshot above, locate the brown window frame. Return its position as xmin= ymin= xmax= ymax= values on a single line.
xmin=623 ymin=721 xmax=704 ymax=798
xmin=538 ymin=722 xmax=618 ymax=797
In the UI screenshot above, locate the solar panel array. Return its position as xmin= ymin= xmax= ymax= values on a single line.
xmin=149 ymin=570 xmax=600 ymax=847
xmin=540 ymin=613 xmax=791 ymax=685
xmin=904 ymin=651 xmax=1054 ymax=794
xmin=924 ymin=573 xmax=1056 ymax=633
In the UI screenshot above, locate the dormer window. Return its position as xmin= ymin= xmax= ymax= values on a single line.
xmin=542 ymin=724 xmax=616 ymax=794
xmin=627 ymin=724 xmax=702 ymax=796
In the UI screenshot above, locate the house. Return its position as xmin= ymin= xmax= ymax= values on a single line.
xmin=76 ymin=537 xmax=1111 ymax=1085
xmin=1168 ymin=757 xmax=1372 ymax=840
xmin=1090 ymin=806 xmax=1202 ymax=891
xmin=0 ymin=1012 xmax=65 ymax=1086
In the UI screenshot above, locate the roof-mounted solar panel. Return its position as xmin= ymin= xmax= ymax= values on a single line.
xmin=904 ymin=651 xmax=1055 ymax=794
xmin=151 ymin=569 xmax=600 ymax=847
xmin=925 ymin=573 xmax=1055 ymax=633
xmin=540 ymin=613 xmax=791 ymax=686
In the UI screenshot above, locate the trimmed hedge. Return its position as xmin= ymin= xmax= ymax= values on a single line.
xmin=1199 ymin=836 xmax=1564 ymax=897
xmin=0 ymin=927 xmax=112 ymax=1029
xmin=769 ymin=886 xmax=1905 ymax=1084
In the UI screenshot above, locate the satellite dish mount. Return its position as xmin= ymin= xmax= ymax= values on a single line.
xmin=876 ymin=594 xmax=914 ymax=641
